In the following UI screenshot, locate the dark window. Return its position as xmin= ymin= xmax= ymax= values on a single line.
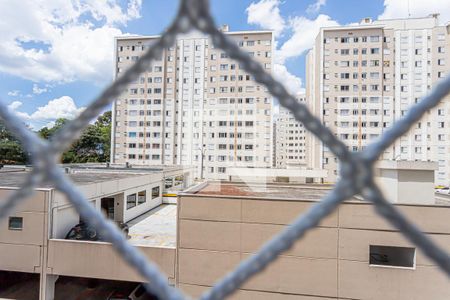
xmin=127 ymin=194 xmax=137 ymax=209
xmin=152 ymin=186 xmax=160 ymax=199
xmin=369 ymin=245 xmax=415 ymax=268
xmin=8 ymin=217 xmax=23 ymax=230
xmin=138 ymin=191 xmax=146 ymax=205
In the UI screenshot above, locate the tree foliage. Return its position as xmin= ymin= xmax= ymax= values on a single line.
xmin=0 ymin=120 xmax=28 ymax=164
xmin=0 ymin=111 xmax=111 ymax=165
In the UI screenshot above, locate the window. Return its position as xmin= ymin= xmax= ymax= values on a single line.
xmin=8 ymin=216 xmax=23 ymax=230
xmin=369 ymin=245 xmax=415 ymax=269
xmin=127 ymin=194 xmax=137 ymax=209
xmin=152 ymin=186 xmax=160 ymax=199
xmin=138 ymin=191 xmax=146 ymax=205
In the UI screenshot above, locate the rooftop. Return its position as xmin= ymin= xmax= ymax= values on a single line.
xmin=127 ymin=204 xmax=177 ymax=248
xmin=191 ymin=182 xmax=339 ymax=201
xmin=187 ymin=182 xmax=450 ymax=207
xmin=0 ymin=169 xmax=147 ymax=189
xmin=0 ymin=163 xmax=190 ymax=189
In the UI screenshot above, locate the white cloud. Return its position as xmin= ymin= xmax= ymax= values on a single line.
xmin=8 ymin=101 xmax=23 ymax=110
xmin=379 ymin=0 xmax=450 ymax=24
xmin=273 ymin=64 xmax=304 ymax=96
xmin=0 ymin=0 xmax=142 ymax=83
xmin=32 ymin=83 xmax=48 ymax=95
xmin=127 ymin=0 xmax=143 ymax=20
xmin=245 ymin=1 xmax=338 ymax=96
xmin=10 ymin=96 xmax=84 ymax=123
xmin=7 ymin=90 xmax=20 ymax=97
xmin=278 ymin=14 xmax=339 ymax=63
xmin=246 ymin=0 xmax=285 ymax=36
xmin=45 ymin=121 xmax=56 ymax=129
xmin=306 ymin=0 xmax=326 ymax=14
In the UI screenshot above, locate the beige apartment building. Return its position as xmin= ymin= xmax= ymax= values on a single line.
xmin=275 ymin=94 xmax=307 ymax=168
xmin=306 ymin=15 xmax=450 ymax=185
xmin=111 ymin=27 xmax=274 ymax=180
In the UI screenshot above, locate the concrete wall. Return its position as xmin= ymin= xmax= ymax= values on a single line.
xmin=47 ymin=239 xmax=175 ymax=283
xmin=50 ymin=174 xmax=165 ymax=239
xmin=0 ymin=189 xmax=49 ymax=273
xmin=375 ymin=161 xmax=437 ymax=205
xmin=122 ymin=182 xmax=163 ymax=222
xmin=177 ymin=194 xmax=450 ymax=299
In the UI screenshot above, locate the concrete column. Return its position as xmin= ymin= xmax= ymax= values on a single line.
xmin=39 ymin=274 xmax=58 ymax=300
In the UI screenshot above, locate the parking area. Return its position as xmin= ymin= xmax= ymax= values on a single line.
xmin=0 ymin=271 xmax=40 ymax=300
xmin=55 ymin=276 xmax=158 ymax=300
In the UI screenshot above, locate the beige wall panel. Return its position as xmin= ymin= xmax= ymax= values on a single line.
xmin=242 ymin=199 xmax=338 ymax=227
xmin=236 ymin=289 xmax=337 ymax=300
xmin=178 ymin=284 xmax=338 ymax=300
xmin=0 ymin=243 xmax=41 ymax=273
xmin=339 ymin=260 xmax=450 ymax=300
xmin=178 ymin=283 xmax=208 ymax=299
xmin=241 ymin=223 xmax=338 ymax=259
xmin=339 ymin=203 xmax=450 ymax=234
xmin=339 ymin=228 xmax=450 ymax=266
xmin=179 ymin=219 xmax=241 ymax=252
xmin=48 ymin=240 xmax=175 ymax=281
xmin=179 ymin=196 xmax=241 ymax=222
xmin=178 ymin=249 xmax=241 ymax=286
xmin=0 ymin=189 xmax=47 ymax=212
xmin=243 ymin=255 xmax=337 ymax=297
xmin=0 ymin=211 xmax=46 ymax=245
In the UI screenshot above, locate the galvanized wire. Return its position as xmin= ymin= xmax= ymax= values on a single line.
xmin=0 ymin=0 xmax=450 ymax=299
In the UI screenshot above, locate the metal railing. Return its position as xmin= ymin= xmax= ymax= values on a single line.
xmin=1 ymin=0 xmax=450 ymax=299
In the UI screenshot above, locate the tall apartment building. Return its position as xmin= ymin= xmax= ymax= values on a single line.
xmin=275 ymin=94 xmax=307 ymax=168
xmin=306 ymin=15 xmax=450 ymax=185
xmin=111 ymin=28 xmax=274 ymax=180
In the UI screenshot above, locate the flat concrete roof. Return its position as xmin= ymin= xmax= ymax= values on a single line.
xmin=191 ymin=182 xmax=338 ymax=201
xmin=127 ymin=204 xmax=176 ymax=248
xmin=187 ymin=182 xmax=450 ymax=207
xmin=0 ymin=163 xmax=193 ymax=189
xmin=0 ymin=170 xmax=146 ymax=189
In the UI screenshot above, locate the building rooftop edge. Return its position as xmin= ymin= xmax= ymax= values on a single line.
xmin=115 ymin=30 xmax=273 ymax=41
xmin=320 ymin=14 xmax=444 ymax=32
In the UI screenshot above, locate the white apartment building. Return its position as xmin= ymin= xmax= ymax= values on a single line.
xmin=306 ymin=15 xmax=450 ymax=185
xmin=275 ymin=94 xmax=307 ymax=168
xmin=111 ymin=28 xmax=274 ymax=180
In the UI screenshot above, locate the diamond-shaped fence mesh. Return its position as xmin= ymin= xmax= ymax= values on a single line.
xmin=1 ymin=0 xmax=450 ymax=299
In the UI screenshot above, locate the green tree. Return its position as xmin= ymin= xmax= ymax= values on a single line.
xmin=37 ymin=118 xmax=68 ymax=139
xmin=37 ymin=111 xmax=111 ymax=163
xmin=95 ymin=111 xmax=111 ymax=162
xmin=0 ymin=120 xmax=28 ymax=164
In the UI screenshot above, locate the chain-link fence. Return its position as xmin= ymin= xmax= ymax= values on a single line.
xmin=1 ymin=0 xmax=450 ymax=299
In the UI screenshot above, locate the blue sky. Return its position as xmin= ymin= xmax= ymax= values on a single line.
xmin=1 ymin=0 xmax=449 ymax=129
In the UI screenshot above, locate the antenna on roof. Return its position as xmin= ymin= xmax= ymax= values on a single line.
xmin=407 ymin=0 xmax=411 ymax=17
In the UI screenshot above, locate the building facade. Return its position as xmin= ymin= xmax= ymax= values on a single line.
xmin=306 ymin=15 xmax=450 ymax=185
xmin=111 ymin=28 xmax=274 ymax=180
xmin=275 ymin=94 xmax=307 ymax=168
